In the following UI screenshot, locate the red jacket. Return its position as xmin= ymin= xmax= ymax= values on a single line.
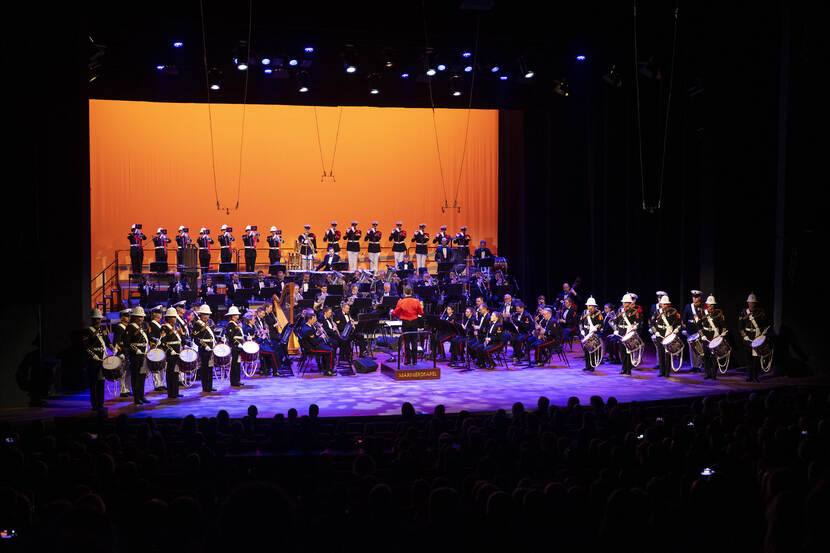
xmin=392 ymin=297 xmax=423 ymax=321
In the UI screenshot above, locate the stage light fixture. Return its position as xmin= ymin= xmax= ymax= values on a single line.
xmin=208 ymin=67 xmax=222 ymax=90
xmin=370 ymin=88 xmax=379 ymax=94
xmin=490 ymin=65 xmax=499 ymax=72
xmin=524 ymin=70 xmax=535 ymax=78
xmin=288 ymin=59 xmax=298 ymax=66
xmin=437 ymin=64 xmax=446 ymax=71
xmin=449 ymin=74 xmax=463 ymax=97
xmin=211 ymin=84 xmax=220 ymax=90
xmin=261 ymin=58 xmax=271 ymax=65
xmin=553 ymin=79 xmax=570 ymax=96
xmin=576 ymin=55 xmax=586 ymax=61
xmin=401 ymin=72 xmax=410 ymax=78
xmin=173 ymin=42 xmax=183 ymax=48
xmin=426 ymin=68 xmax=436 ymax=76
xmin=452 ymin=91 xmax=462 ymax=96
xmin=237 ymin=61 xmax=248 ymax=70
xmin=297 ymin=71 xmax=310 ymax=92
xmin=462 ymin=51 xmax=472 ymax=58
xmin=500 ymin=75 xmax=508 ymax=80
xmin=156 ymin=65 xmax=165 ymax=70
xmin=304 ymin=46 xmax=314 ymax=53
xmin=346 ymin=64 xmax=356 ymax=73
xmin=299 ymin=86 xmax=309 ymax=93
xmin=464 ymin=65 xmax=473 ymax=72
xmin=264 ymin=68 xmax=272 ymax=74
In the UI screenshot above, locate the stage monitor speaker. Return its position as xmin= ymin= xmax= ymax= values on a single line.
xmin=150 ymin=261 xmax=168 ymax=273
xmin=219 ymin=262 xmax=238 ymax=273
xmin=353 ymin=358 xmax=378 ymax=373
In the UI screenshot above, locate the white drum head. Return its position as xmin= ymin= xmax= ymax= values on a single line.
xmin=708 ymin=336 xmax=723 ymax=349
xmin=751 ymin=335 xmax=767 ymax=348
xmin=147 ymin=348 xmax=166 ymax=362
xmin=102 ymin=355 xmax=122 ymax=370
xmin=242 ymin=341 xmax=260 ymax=354
xmin=214 ymin=343 xmax=231 ymax=357
xmin=179 ymin=348 xmax=198 ymax=362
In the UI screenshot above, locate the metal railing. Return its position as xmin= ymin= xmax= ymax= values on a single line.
xmin=90 ymin=252 xmax=121 ymax=313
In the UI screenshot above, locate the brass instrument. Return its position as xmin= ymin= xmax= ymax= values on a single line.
xmin=314 ymin=321 xmax=330 ymax=344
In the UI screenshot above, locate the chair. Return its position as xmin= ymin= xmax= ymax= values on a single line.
xmin=487 ymin=343 xmax=509 ymax=369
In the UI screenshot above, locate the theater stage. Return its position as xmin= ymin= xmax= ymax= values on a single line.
xmin=1 ymin=348 xmax=810 ymax=423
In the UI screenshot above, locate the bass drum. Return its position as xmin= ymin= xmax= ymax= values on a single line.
xmin=581 ymin=332 xmax=602 ymax=354
xmin=493 ymin=257 xmax=508 ymax=273
xmin=146 ymin=348 xmax=167 ymax=372
xmin=102 ymin=355 xmax=124 ymax=382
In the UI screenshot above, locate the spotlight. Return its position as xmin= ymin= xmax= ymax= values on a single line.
xmin=297 ymin=71 xmax=310 ymax=92
xmin=370 ymin=88 xmax=379 ymax=94
xmin=524 ymin=70 xmax=535 ymax=78
xmin=210 ymin=84 xmax=220 ymax=90
xmin=437 ymin=64 xmax=446 ymax=71
xmin=576 ymin=55 xmax=586 ymax=61
xmin=499 ymin=75 xmax=508 ymax=80
xmin=426 ymin=68 xmax=436 ymax=76
xmin=463 ymin=66 xmax=472 ymax=73
xmin=449 ymin=74 xmax=463 ymax=97
xmin=304 ymin=46 xmax=314 ymax=53
xmin=208 ymin=67 xmax=222 ymax=90
xmin=490 ymin=66 xmax=499 ymax=72
xmin=299 ymin=86 xmax=309 ymax=93
xmin=288 ymin=59 xmax=298 ymax=66
xmin=553 ymin=79 xmax=570 ymax=97
xmin=264 ymin=68 xmax=272 ymax=74
xmin=173 ymin=42 xmax=183 ymax=48
xmin=401 ymin=72 xmax=410 ymax=78
xmin=261 ymin=58 xmax=271 ymax=65
xmin=346 ymin=64 xmax=357 ymax=73
xmin=462 ymin=51 xmax=472 ymax=58
xmin=237 ymin=62 xmax=248 ymax=70
xmin=156 ymin=65 xmax=165 ymax=70
xmin=382 ymin=47 xmax=394 ymax=68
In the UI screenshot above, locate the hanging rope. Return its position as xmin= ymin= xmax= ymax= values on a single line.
xmin=422 ymin=0 xmax=450 ymax=208
xmin=199 ymin=0 xmax=220 ymax=210
xmin=233 ymin=0 xmax=253 ymax=210
xmin=313 ymin=106 xmax=343 ymax=181
xmin=656 ymin=3 xmax=680 ymax=210
xmin=633 ymin=1 xmax=648 ymax=211
xmin=451 ymin=14 xmax=481 ymax=208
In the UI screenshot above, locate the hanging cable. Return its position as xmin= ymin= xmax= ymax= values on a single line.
xmin=233 ymin=0 xmax=253 ymax=210
xmin=451 ymin=14 xmax=481 ymax=209
xmin=422 ymin=0 xmax=449 ymax=208
xmin=199 ymin=0 xmax=220 ymax=210
xmin=656 ymin=3 xmax=680 ymax=210
xmin=313 ymin=106 xmax=343 ymax=181
xmin=633 ymin=1 xmax=648 ymax=211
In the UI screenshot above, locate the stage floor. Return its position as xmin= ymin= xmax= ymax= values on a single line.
xmin=1 ymin=347 xmax=814 ymax=423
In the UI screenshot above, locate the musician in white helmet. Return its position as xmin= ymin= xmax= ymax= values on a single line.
xmin=125 ymin=306 xmax=150 ymax=405
xmin=175 ymin=225 xmax=192 ymax=268
xmin=218 ymin=224 xmax=235 ymax=264
xmin=739 ymin=293 xmax=769 ymax=382
xmin=650 ymin=296 xmax=682 ymax=377
xmin=192 ymin=304 xmax=217 ymax=392
xmin=579 ymin=297 xmax=603 ymax=371
xmin=159 ymin=308 xmax=184 ymax=399
xmin=699 ymin=295 xmax=727 ymax=380
xmin=82 ymin=309 xmax=111 ymax=411
xmin=197 ymin=228 xmax=213 ymax=274
xmin=682 ymin=290 xmax=705 ymax=373
xmin=614 ymin=294 xmax=641 ymax=375
xmin=224 ymin=305 xmax=246 ymax=387
xmin=152 ymin=227 xmax=171 ymax=264
xmin=266 ymin=226 xmax=283 ymax=266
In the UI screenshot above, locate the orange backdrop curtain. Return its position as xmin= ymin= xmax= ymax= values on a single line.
xmin=89 ymin=99 xmax=498 ymax=274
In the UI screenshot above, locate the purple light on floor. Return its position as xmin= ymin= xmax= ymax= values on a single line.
xmin=576 ymin=55 xmax=586 ymax=61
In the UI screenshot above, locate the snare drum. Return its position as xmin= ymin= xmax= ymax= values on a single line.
xmin=101 ymin=355 xmax=124 ymax=381
xmin=146 ymin=348 xmax=167 ymax=372
xmin=581 ymin=332 xmax=602 ymax=354
xmin=662 ymin=333 xmax=684 ymax=356
xmin=621 ymin=330 xmax=644 ymax=352
xmin=751 ymin=335 xmax=772 ymax=358
xmin=687 ymin=332 xmax=705 ymax=357
xmin=178 ymin=348 xmax=198 ymax=372
xmin=213 ymin=343 xmax=232 ymax=368
xmin=241 ymin=340 xmax=260 ymax=364
xmin=708 ymin=335 xmax=732 ymax=360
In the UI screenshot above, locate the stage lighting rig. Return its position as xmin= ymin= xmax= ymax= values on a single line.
xmin=449 ymin=74 xmax=463 ymax=97
xmin=553 ymin=79 xmax=569 ymax=97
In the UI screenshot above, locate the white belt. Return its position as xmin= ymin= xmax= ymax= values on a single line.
xmin=269 ymin=247 xmax=280 ymax=250
xmin=244 ymin=246 xmax=255 ymax=249
xmin=394 ymin=241 xmax=405 ymax=244
xmin=220 ymin=246 xmax=230 ymax=248
xmin=198 ymin=247 xmax=209 ymax=250
xmin=130 ymin=245 xmax=141 ymax=248
xmin=348 ymin=240 xmax=360 ymax=243
xmin=154 ymin=246 xmax=164 ymax=249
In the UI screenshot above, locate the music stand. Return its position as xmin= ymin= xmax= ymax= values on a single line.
xmin=324 ymin=295 xmax=343 ymax=308
xmin=332 ymin=261 xmax=348 ymax=271
xmin=494 ymin=285 xmax=511 ymax=299
xmin=444 ymin=283 xmax=464 ymax=301
xmin=415 ymin=286 xmax=437 ymax=302
xmin=356 ymin=313 xmax=380 ymax=358
xmin=327 ymin=284 xmax=344 ymax=296
xmin=379 ymin=296 xmax=399 ymax=314
xmin=358 ymin=283 xmax=372 ymax=294
xmin=476 ymin=256 xmax=495 ymax=270
xmin=302 ymin=288 xmax=321 ymax=300
xmin=146 ymin=290 xmax=168 ymax=307
xmin=257 ymin=286 xmax=278 ymax=300
xmin=297 ymin=299 xmax=315 ymax=311
xmin=268 ymin=263 xmax=287 ymax=276
xmin=205 ymin=294 xmax=226 ymax=312
xmin=396 ymin=269 xmax=414 ymax=280
xmin=183 ymin=291 xmax=198 ymax=305
xmin=437 ymin=261 xmax=454 ymax=274
xmin=350 ymin=297 xmax=372 ymax=315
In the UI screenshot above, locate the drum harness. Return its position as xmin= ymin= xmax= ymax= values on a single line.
xmin=748 ymin=312 xmax=774 ymax=372
xmin=661 ymin=312 xmax=684 ymax=372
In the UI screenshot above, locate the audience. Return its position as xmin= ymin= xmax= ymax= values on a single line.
xmin=1 ymin=387 xmax=829 ymax=552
